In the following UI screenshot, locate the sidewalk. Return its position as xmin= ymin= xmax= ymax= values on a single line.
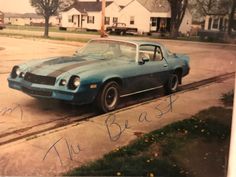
xmin=0 ymin=77 xmax=234 ymax=176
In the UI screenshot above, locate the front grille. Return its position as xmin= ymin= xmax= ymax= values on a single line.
xmin=22 ymin=87 xmax=52 ymax=97
xmin=24 ymin=72 xmax=56 ymax=86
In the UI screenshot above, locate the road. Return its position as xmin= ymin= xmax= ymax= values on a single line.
xmin=0 ymin=36 xmax=235 ymax=144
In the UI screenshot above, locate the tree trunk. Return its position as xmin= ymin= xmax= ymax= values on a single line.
xmin=168 ymin=0 xmax=188 ymax=39
xmin=227 ymin=0 xmax=236 ymax=36
xmin=170 ymin=21 xmax=178 ymax=38
xmin=44 ymin=16 xmax=50 ymax=38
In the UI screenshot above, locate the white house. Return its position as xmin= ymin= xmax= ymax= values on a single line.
xmin=4 ymin=13 xmax=60 ymax=26
xmin=60 ymin=1 xmax=113 ymax=30
xmin=204 ymin=15 xmax=231 ymax=32
xmin=60 ymin=0 xmax=192 ymax=34
xmin=0 ymin=11 xmax=4 ymax=24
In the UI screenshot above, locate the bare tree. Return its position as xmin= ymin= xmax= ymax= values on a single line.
xmin=30 ymin=0 xmax=75 ymax=37
xmin=194 ymin=0 xmax=229 ymax=15
xmin=167 ymin=0 xmax=188 ymax=38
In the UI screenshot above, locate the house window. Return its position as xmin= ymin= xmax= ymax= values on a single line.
xmin=105 ymin=17 xmax=110 ymax=25
xmin=151 ymin=17 xmax=157 ymax=26
xmin=219 ymin=17 xmax=223 ymax=31
xmin=224 ymin=19 xmax=228 ymax=30
xmin=113 ymin=17 xmax=118 ymax=23
xmin=87 ymin=16 xmax=94 ymax=24
xmin=212 ymin=18 xmax=219 ymax=29
xmin=68 ymin=15 xmax=73 ymax=23
xmin=130 ymin=16 xmax=135 ymax=25
xmin=208 ymin=17 xmax=212 ymax=30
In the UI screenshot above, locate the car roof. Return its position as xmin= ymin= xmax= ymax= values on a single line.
xmin=91 ymin=38 xmax=164 ymax=47
xmin=130 ymin=40 xmax=164 ymax=47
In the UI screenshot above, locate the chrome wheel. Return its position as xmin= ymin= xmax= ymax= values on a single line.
xmin=97 ymin=81 xmax=120 ymax=112
xmin=105 ymin=86 xmax=118 ymax=109
xmin=165 ymin=73 xmax=180 ymax=94
xmin=170 ymin=74 xmax=178 ymax=92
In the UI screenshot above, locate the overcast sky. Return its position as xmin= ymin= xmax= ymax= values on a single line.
xmin=0 ymin=0 xmax=35 ymax=13
xmin=0 ymin=0 xmax=95 ymax=13
xmin=0 ymin=0 xmax=128 ymax=13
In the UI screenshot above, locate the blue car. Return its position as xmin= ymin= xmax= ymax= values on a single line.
xmin=8 ymin=39 xmax=190 ymax=112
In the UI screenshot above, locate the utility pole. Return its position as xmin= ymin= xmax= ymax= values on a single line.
xmin=100 ymin=0 xmax=107 ymax=37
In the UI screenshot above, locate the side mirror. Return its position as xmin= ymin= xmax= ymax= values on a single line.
xmin=138 ymin=57 xmax=149 ymax=65
xmin=142 ymin=57 xmax=149 ymax=62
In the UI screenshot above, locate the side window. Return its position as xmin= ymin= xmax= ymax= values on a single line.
xmin=139 ymin=45 xmax=155 ymax=61
xmin=155 ymin=47 xmax=163 ymax=61
xmin=139 ymin=45 xmax=163 ymax=61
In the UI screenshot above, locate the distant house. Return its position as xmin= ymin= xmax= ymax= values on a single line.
xmin=4 ymin=13 xmax=60 ymax=26
xmin=60 ymin=0 xmax=192 ymax=34
xmin=204 ymin=15 xmax=229 ymax=32
xmin=0 ymin=11 xmax=4 ymax=23
xmin=60 ymin=0 xmax=113 ymax=30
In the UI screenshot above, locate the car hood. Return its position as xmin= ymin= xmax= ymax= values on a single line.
xmin=27 ymin=56 xmax=130 ymax=77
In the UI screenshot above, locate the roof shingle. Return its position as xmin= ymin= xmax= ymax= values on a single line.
xmin=136 ymin=0 xmax=170 ymax=12
xmin=73 ymin=1 xmax=113 ymax=12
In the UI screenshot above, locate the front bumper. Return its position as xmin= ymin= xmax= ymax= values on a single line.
xmin=8 ymin=77 xmax=97 ymax=105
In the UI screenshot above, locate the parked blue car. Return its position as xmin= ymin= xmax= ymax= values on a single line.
xmin=8 ymin=39 xmax=190 ymax=112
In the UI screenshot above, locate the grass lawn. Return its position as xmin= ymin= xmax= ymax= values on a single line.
xmin=66 ymin=97 xmax=233 ymax=177
xmin=0 ymin=31 xmax=91 ymax=43
xmin=5 ymin=25 xmax=99 ymax=35
xmin=221 ymin=90 xmax=234 ymax=107
xmin=2 ymin=25 xmax=234 ymax=44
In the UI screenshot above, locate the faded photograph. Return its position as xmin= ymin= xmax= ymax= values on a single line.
xmin=0 ymin=0 xmax=235 ymax=176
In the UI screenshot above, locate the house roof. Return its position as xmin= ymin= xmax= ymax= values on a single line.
xmin=136 ymin=0 xmax=170 ymax=13
xmin=72 ymin=1 xmax=113 ymax=13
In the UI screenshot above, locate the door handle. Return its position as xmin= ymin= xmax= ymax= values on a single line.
xmin=163 ymin=64 xmax=168 ymax=67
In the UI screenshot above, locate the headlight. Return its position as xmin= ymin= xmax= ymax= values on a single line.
xmin=16 ymin=68 xmax=21 ymax=76
xmin=19 ymin=72 xmax=25 ymax=78
xmin=68 ymin=76 xmax=80 ymax=90
xmin=11 ymin=66 xmax=20 ymax=78
xmin=73 ymin=77 xmax=80 ymax=87
xmin=59 ymin=79 xmax=67 ymax=86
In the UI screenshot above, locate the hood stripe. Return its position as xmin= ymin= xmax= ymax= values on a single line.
xmin=30 ymin=58 xmax=86 ymax=73
xmin=47 ymin=60 xmax=103 ymax=77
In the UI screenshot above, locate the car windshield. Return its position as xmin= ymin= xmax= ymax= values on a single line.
xmin=77 ymin=40 xmax=137 ymax=61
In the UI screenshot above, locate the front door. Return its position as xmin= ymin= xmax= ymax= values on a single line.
xmin=77 ymin=15 xmax=80 ymax=27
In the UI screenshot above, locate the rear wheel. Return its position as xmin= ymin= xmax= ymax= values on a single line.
xmin=96 ymin=81 xmax=120 ymax=112
xmin=165 ymin=73 xmax=179 ymax=94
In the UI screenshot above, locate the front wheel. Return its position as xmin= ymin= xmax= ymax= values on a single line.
xmin=165 ymin=73 xmax=179 ymax=94
xmin=96 ymin=81 xmax=120 ymax=112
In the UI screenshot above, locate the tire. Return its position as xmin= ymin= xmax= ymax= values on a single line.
xmin=96 ymin=81 xmax=120 ymax=112
xmin=165 ymin=73 xmax=179 ymax=94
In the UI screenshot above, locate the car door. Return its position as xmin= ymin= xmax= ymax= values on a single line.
xmin=140 ymin=45 xmax=170 ymax=88
xmin=121 ymin=44 xmax=170 ymax=96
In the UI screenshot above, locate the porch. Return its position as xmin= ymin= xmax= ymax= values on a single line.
xmin=150 ymin=17 xmax=171 ymax=33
